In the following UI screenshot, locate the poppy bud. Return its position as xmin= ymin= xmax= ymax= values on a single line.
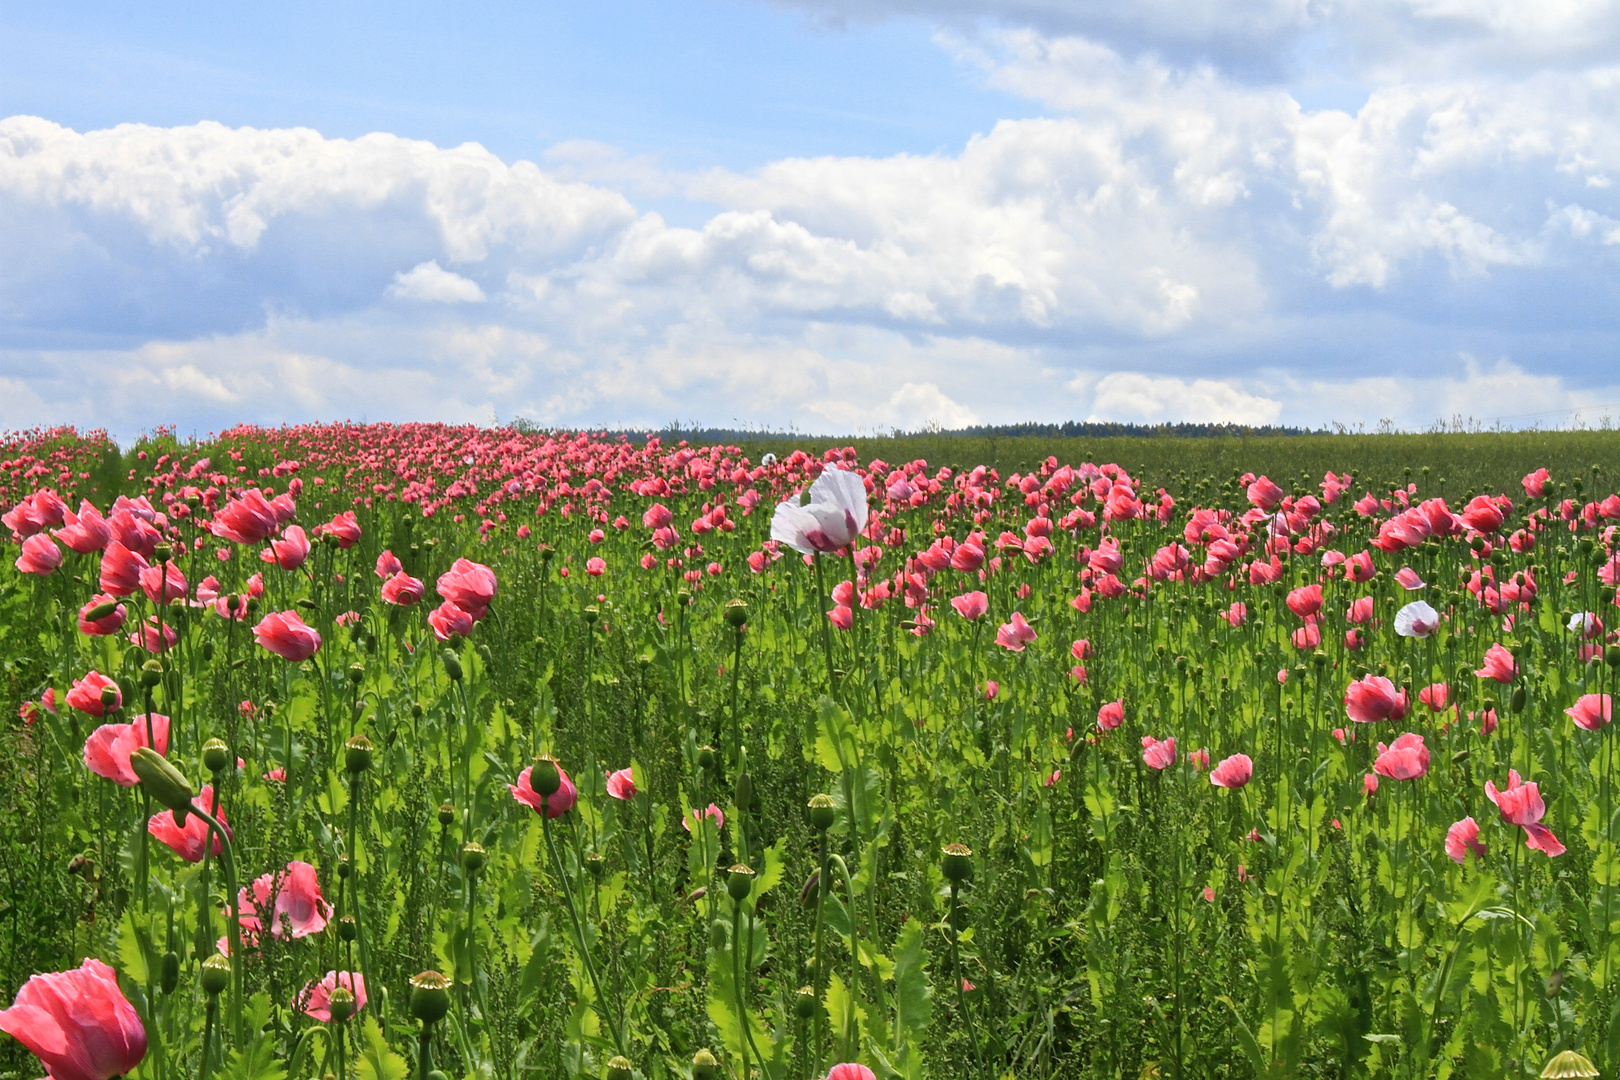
xmin=140 ymin=660 xmax=164 ymax=688
xmin=295 ymin=597 xmax=318 ymax=612
xmin=327 ymin=985 xmax=356 ymax=1023
xmin=85 ymin=599 xmax=119 ymax=622
xmin=344 ymin=734 xmax=374 ymax=774
xmin=201 ymin=954 xmax=231 ymax=996
xmin=709 ymin=921 xmax=727 ymax=950
xmin=799 ymin=870 xmax=820 ymax=907
xmin=201 ymin=640 xmax=215 ymax=662
xmin=130 ymin=747 xmax=195 ymax=819
xmin=606 ymin=1057 xmax=632 ymax=1080
xmin=942 ymin=843 xmax=974 ymax=884
xmin=733 ymin=772 xmax=753 ymax=813
xmin=161 ymin=951 xmax=180 ymax=994
xmin=1451 ymin=749 xmax=1470 ymax=764
xmin=794 ymin=985 xmax=817 ymax=1019
xmin=461 ymin=843 xmax=485 ymax=873
xmin=408 ymin=970 xmax=452 ymax=1023
xmin=338 ymin=915 xmax=358 ymax=942
xmin=1511 ymin=686 xmax=1527 ymax=713
xmin=1601 ymin=586 xmax=1617 ymax=606
xmin=724 ymin=599 xmax=748 ymax=628
xmin=438 ymin=803 xmax=456 ymax=826
xmin=441 ymin=648 xmax=463 ymax=681
xmin=726 ymin=863 xmax=755 ymax=901
xmin=529 ymin=755 xmax=562 ymax=797
xmin=696 ymin=745 xmax=716 ymax=770
xmin=691 ymin=1049 xmax=719 ymax=1080
xmin=808 ymin=793 xmax=836 ymax=832
xmin=226 ymin=594 xmax=240 ymax=614
xmin=202 ymin=738 xmax=231 ymax=774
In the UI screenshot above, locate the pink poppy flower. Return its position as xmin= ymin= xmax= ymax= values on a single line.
xmin=1285 ymin=584 xmax=1323 ymax=620
xmin=827 ymin=605 xmax=853 ymax=630
xmin=1345 ymin=597 xmax=1374 ymax=624
xmin=67 ymin=671 xmax=122 ymax=717
xmin=381 ymin=571 xmax=425 ymax=606
xmin=98 ymin=542 xmax=147 ymax=597
xmin=510 ymin=764 xmax=578 ymax=818
xmin=254 ymin=611 xmax=321 ymax=662
xmin=375 ymin=550 xmax=403 ymax=578
xmin=298 ymin=971 xmax=366 ymax=1023
xmin=1187 ymin=748 xmax=1210 ymax=771
xmin=261 ymin=525 xmax=310 ymax=572
xmin=149 ymin=785 xmax=230 ymax=862
xmin=683 ymin=803 xmax=725 ymax=832
xmin=83 ymin=715 xmax=169 ymax=786
xmin=606 ymin=767 xmax=637 ymax=800
xmin=1373 ymin=733 xmax=1430 ymax=781
xmin=1344 ymin=675 xmax=1407 ymax=724
xmin=996 ymin=612 xmax=1037 ymax=651
xmin=0 ymin=958 xmax=145 ymax=1080
xmin=1445 ymin=817 xmax=1487 ymax=864
xmin=1097 ymin=699 xmax=1124 ymax=731
xmin=827 ymin=1065 xmax=877 ymax=1080
xmin=15 ymin=534 xmax=62 ymax=577
xmin=436 ymin=558 xmax=498 ymax=621
xmin=1141 ymin=735 xmax=1176 ymax=770
xmin=1343 ymin=550 xmax=1376 ymax=582
xmin=52 ymin=500 xmax=111 ymax=554
xmin=235 ymin=861 xmax=333 ymax=940
xmin=951 ymin=591 xmax=988 ymax=620
xmin=1475 ymin=643 xmax=1516 ymax=684
xmin=1419 ymin=683 xmax=1450 ymax=711
xmin=983 ymin=680 xmax=1000 ymax=701
xmin=1567 ymin=694 xmax=1612 ymax=732
xmin=428 ymin=601 xmax=474 ymax=641
xmin=1209 ymin=753 xmax=1253 ymax=789
xmin=1394 ymin=567 xmax=1425 ymax=590
xmin=1485 ymin=770 xmax=1564 ymax=857
xmin=586 ymin=557 xmax=607 ymax=576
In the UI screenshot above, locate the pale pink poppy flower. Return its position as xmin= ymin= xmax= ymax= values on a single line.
xmin=826 ymin=1065 xmax=878 ymax=1080
xmin=15 ymin=534 xmax=62 ymax=576
xmin=1219 ymin=602 xmax=1247 ymax=626
xmin=1474 ymin=707 xmax=1498 ymax=736
xmin=149 ymin=785 xmax=230 ymax=862
xmin=210 ymin=491 xmax=280 ymax=545
xmin=1071 ymin=639 xmax=1093 ymax=660
xmin=1485 ymin=770 xmax=1564 ymax=856
xmin=1210 ymin=753 xmax=1253 ymax=789
xmin=382 ymin=571 xmax=425 ymax=606
xmin=1522 ymin=468 xmax=1550 ymax=498
xmin=254 ymin=611 xmax=321 ymax=661
xmin=1188 ymin=748 xmax=1210 ymax=771
xmin=1097 ymin=699 xmax=1124 ymax=731
xmin=1567 ymin=693 xmax=1613 ymax=732
xmin=437 ymin=558 xmax=497 ymax=621
xmin=1346 ymin=597 xmax=1374 ymax=624
xmin=67 ymin=670 xmax=122 ymax=717
xmin=1292 ymin=623 xmax=1321 ymax=649
xmin=606 ymin=767 xmax=637 ymax=800
xmin=1141 ymin=736 xmax=1176 ymax=770
xmin=235 ymin=861 xmax=334 ymax=941
xmin=827 ymin=605 xmax=853 ymax=630
xmin=83 ymin=715 xmax=169 ymax=786
xmin=682 ymin=803 xmax=725 ymax=833
xmin=1373 ymin=733 xmax=1430 ymax=780
xmin=642 ymin=503 xmax=673 ymax=530
xmin=0 ymin=957 xmax=146 ymax=1080
xmin=1459 ymin=495 xmax=1505 ymax=534
xmin=586 ymin=557 xmax=607 ymax=576
xmin=1363 ymin=772 xmax=1379 ymax=795
xmin=319 ymin=511 xmax=361 ymax=549
xmin=1475 ymin=643 xmax=1516 ymax=684
xmin=995 ymin=612 xmax=1037 ymax=651
xmin=298 ymin=971 xmax=366 ymax=1023
xmin=1445 ymin=817 xmax=1487 ymax=864
xmin=375 ymin=549 xmax=403 ymax=578
xmin=1394 ymin=567 xmax=1425 ymax=590
xmin=770 ymin=468 xmax=868 ymax=554
xmin=1246 ymin=476 xmax=1285 ymax=511
xmin=951 ymin=591 xmax=988 ymax=620
xmin=1394 ymin=600 xmax=1440 ymax=638
xmin=1344 ymin=675 xmax=1406 ymax=724
xmin=983 ymin=680 xmax=1000 ymax=701
xmin=1343 ymin=550 xmax=1376 ymax=582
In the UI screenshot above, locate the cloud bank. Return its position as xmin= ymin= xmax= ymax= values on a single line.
xmin=4 ymin=1 xmax=1620 ymax=437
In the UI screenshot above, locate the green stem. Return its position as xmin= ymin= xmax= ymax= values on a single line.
xmin=541 ymin=799 xmax=625 ymax=1054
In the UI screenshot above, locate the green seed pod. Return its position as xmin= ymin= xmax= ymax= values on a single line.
xmin=726 ymin=863 xmax=755 ymax=901
xmin=153 ymin=543 xmax=173 ymax=563
xmin=1541 ymin=1048 xmax=1600 ymax=1078
xmin=708 ymin=921 xmax=727 ymax=951
xmin=528 ymin=755 xmax=562 ymax=797
xmin=794 ymin=985 xmax=817 ymax=1020
xmin=691 ymin=1049 xmax=719 ymax=1080
xmin=584 ymin=606 xmax=599 ymax=626
xmin=338 ymin=915 xmax=358 ymax=942
xmin=347 ymin=662 xmax=364 ymax=684
xmin=441 ymin=648 xmax=463 ymax=681
xmin=338 ymin=855 xmax=351 ymax=879
xmin=942 ymin=843 xmax=974 ymax=884
xmin=344 ymin=734 xmax=374 ymax=775
xmin=808 ymin=793 xmax=836 ymax=832
xmin=130 ymin=747 xmax=194 ymax=819
xmin=200 ymin=954 xmax=231 ymax=996
xmin=160 ymin=950 xmax=180 ymax=994
xmin=723 ymin=599 xmax=748 ymax=629
xmin=412 ymin=701 xmax=425 ymax=720
xmin=101 ymin=683 xmax=121 ymax=709
xmin=202 ymin=738 xmax=231 ymax=775
xmin=695 ymin=745 xmax=716 ymax=770
xmin=245 ymin=596 xmax=260 ymax=616
xmin=1608 ymin=645 xmax=1620 ymax=669
xmin=461 ymin=843 xmax=486 ymax=873
xmin=327 ymin=985 xmax=356 ymax=1023
xmin=586 ymin=851 xmax=605 ymax=879
xmin=538 ymin=544 xmax=555 ymax=563
xmin=140 ymin=659 xmax=164 ymax=688
xmin=437 ymin=803 xmax=456 ymax=827
xmin=408 ymin=971 xmax=452 ymax=1024
xmin=606 ymin=1057 xmax=633 ymax=1080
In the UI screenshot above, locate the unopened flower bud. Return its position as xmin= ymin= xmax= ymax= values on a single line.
xmin=733 ymin=772 xmax=753 ymax=813
xmin=202 ymin=738 xmax=231 ymax=774
xmin=408 ymin=971 xmax=452 ymax=1024
xmin=130 ymin=747 xmax=194 ymax=820
xmin=441 ymin=648 xmax=463 ymax=681
xmin=201 ymin=954 xmax=231 ymax=996
xmin=160 ymin=951 xmax=180 ymax=994
xmin=84 ymin=599 xmax=119 ymax=622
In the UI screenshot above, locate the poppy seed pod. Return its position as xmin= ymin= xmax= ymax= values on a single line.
xmin=1540 ymin=1049 xmax=1600 ymax=1078
xmin=338 ymin=855 xmax=351 ymax=879
xmin=101 ymin=683 xmax=121 ymax=708
xmin=808 ymin=793 xmax=836 ymax=832
xmin=606 ymin=1057 xmax=633 ymax=1080
xmin=140 ymin=659 xmax=164 ymax=688
xmin=942 ymin=843 xmax=974 ymax=884
xmin=130 ymin=746 xmax=195 ymax=819
xmin=201 ymin=953 xmax=231 ymax=996
xmin=724 ymin=599 xmax=748 ymax=628
xmin=586 ymin=851 xmax=605 ymax=879
xmin=202 ymin=738 xmax=230 ymax=774
xmin=584 ymin=606 xmax=599 ymax=626
xmin=344 ymin=734 xmax=374 ymax=774
xmin=726 ymin=862 xmax=756 ymax=901
xmin=696 ymin=745 xmax=716 ymax=770
xmin=794 ymin=984 xmax=817 ymax=1019
xmin=528 ymin=755 xmax=562 ymax=797
xmin=1608 ymin=645 xmax=1620 ymax=669
xmin=408 ymin=970 xmax=452 ymax=1023
xmin=691 ymin=1049 xmax=719 ymax=1080
xmin=153 ymin=543 xmax=173 ymax=562
xmin=538 ymin=544 xmax=555 ymax=562
xmin=347 ymin=663 xmax=364 ymax=684
xmin=338 ymin=915 xmax=358 ymax=942
xmin=460 ymin=843 xmax=485 ymax=873
xmin=437 ymin=803 xmax=456 ymax=827
xmin=327 ymin=984 xmax=356 ymax=1023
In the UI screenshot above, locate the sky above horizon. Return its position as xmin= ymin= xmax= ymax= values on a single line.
xmin=3 ymin=0 xmax=1620 ymax=441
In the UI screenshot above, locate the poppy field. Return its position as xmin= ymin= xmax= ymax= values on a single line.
xmin=2 ymin=422 xmax=1620 ymax=1079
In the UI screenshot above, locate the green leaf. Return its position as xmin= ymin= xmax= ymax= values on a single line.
xmin=356 ymin=1016 xmax=409 ymax=1080
xmin=891 ymin=917 xmax=932 ymax=1051
xmin=219 ymin=1034 xmax=284 ymax=1080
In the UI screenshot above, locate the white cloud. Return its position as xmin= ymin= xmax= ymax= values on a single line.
xmin=1080 ymin=372 xmax=1283 ymax=425
xmin=389 ymin=261 xmax=488 ymax=303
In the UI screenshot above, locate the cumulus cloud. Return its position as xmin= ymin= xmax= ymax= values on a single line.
xmin=4 ymin=0 xmax=1620 ymax=437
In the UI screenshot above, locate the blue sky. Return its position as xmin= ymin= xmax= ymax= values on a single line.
xmin=3 ymin=0 xmax=1620 ymax=437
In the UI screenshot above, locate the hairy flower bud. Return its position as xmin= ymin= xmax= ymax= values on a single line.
xmin=131 ymin=747 xmax=194 ymax=820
